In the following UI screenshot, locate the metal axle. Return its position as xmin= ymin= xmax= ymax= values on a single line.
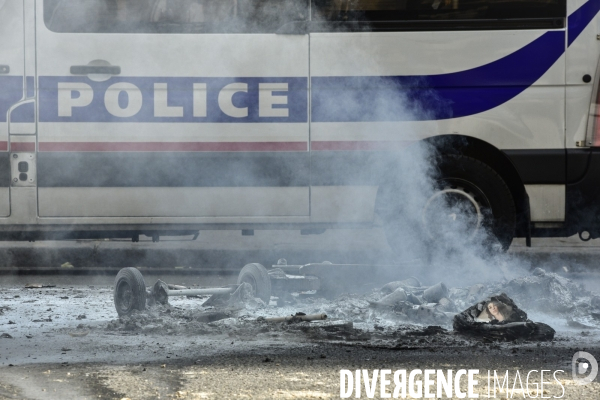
xmin=151 ymin=279 xmax=239 ymax=304
xmin=161 ymin=287 xmax=235 ymax=297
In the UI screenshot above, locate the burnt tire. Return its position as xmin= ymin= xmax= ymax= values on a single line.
xmin=237 ymin=263 xmax=272 ymax=304
xmin=114 ymin=267 xmax=147 ymax=316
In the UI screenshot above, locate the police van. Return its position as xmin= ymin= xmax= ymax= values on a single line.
xmin=1 ymin=0 xmax=599 ymax=251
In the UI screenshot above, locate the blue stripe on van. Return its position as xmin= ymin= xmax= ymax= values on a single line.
xmin=311 ymin=31 xmax=565 ymax=122
xmin=568 ymin=0 xmax=600 ymax=46
xmin=311 ymin=0 xmax=599 ymax=122
xmin=0 ymin=76 xmax=23 ymax=122
xmin=11 ymin=102 xmax=35 ymax=123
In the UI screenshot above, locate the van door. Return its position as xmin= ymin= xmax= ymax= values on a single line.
xmin=309 ymin=0 xmax=567 ymax=223
xmin=0 ymin=0 xmax=26 ymax=217
xmin=36 ymin=0 xmax=309 ymax=220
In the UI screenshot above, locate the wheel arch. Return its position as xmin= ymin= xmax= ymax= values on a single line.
xmin=422 ymin=135 xmax=529 ymax=238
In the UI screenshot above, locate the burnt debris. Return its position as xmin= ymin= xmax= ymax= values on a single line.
xmin=104 ymin=263 xmax=600 ymax=348
xmin=453 ymin=293 xmax=555 ymax=341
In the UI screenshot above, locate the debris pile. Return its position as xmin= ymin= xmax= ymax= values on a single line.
xmin=105 ymin=303 xmax=235 ymax=335
xmin=502 ymin=268 xmax=583 ymax=312
xmin=105 ymin=273 xmax=463 ymax=346
xmin=104 ymin=265 xmax=600 ymax=345
xmin=453 ymin=293 xmax=555 ymax=341
xmin=367 ymin=279 xmax=454 ymax=325
xmin=445 ymin=267 xmax=600 ymax=331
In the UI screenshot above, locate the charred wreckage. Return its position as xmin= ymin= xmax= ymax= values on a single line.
xmin=109 ymin=262 xmax=600 ymax=343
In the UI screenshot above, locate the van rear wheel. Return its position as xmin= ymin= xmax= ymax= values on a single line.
xmin=379 ymin=155 xmax=516 ymax=252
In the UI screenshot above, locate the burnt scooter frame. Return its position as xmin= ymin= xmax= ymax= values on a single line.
xmin=114 ymin=263 xmax=271 ymax=316
xmin=113 ymin=261 xmax=404 ymax=316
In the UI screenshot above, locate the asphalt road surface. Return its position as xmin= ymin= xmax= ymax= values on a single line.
xmin=0 ymin=231 xmax=599 ymax=399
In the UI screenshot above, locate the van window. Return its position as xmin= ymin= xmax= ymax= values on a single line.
xmin=44 ymin=0 xmax=308 ymax=33
xmin=311 ymin=0 xmax=566 ymax=22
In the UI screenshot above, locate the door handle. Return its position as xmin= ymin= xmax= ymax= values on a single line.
xmin=70 ymin=65 xmax=121 ymax=75
xmin=0 ymin=65 xmax=9 ymax=74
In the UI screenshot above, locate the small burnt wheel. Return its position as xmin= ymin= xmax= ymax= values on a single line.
xmin=114 ymin=267 xmax=147 ymax=316
xmin=237 ymin=263 xmax=272 ymax=304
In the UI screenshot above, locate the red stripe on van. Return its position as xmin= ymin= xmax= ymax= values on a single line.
xmin=0 ymin=142 xmax=7 ymax=151
xmin=11 ymin=142 xmax=35 ymax=152
xmin=38 ymin=142 xmax=308 ymax=152
xmin=311 ymin=141 xmax=412 ymax=151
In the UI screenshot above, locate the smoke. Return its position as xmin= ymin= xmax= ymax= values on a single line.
xmin=325 ymin=126 xmax=523 ymax=289
xmin=295 ymin=26 xmax=522 ymax=288
xmin=32 ymin=0 xmax=539 ymax=294
xmin=44 ymin=0 xmax=311 ymax=34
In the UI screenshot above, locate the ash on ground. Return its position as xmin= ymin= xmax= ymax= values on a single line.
xmin=103 ymin=267 xmax=600 ymax=348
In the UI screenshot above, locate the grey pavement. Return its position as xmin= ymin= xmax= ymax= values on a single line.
xmin=1 ymin=231 xmax=600 ymax=399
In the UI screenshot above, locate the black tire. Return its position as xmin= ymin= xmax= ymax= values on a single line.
xmin=436 ymin=155 xmax=516 ymax=250
xmin=237 ymin=263 xmax=272 ymax=304
xmin=379 ymin=155 xmax=516 ymax=252
xmin=114 ymin=267 xmax=147 ymax=316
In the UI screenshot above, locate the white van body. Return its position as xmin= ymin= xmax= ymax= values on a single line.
xmin=1 ymin=0 xmax=600 ymax=247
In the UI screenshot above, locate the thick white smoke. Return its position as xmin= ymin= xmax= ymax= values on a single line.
xmin=38 ymin=0 xmax=534 ymax=291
